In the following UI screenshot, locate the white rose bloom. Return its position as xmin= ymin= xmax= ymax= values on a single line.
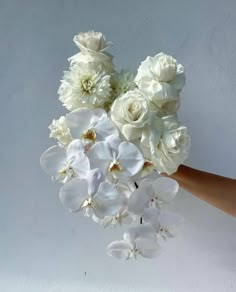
xmin=157 ymin=99 xmax=180 ymax=116
xmin=111 ymin=89 xmax=149 ymax=141
xmin=69 ymin=51 xmax=115 ymax=74
xmin=49 ymin=116 xmax=72 ymax=147
xmin=68 ymin=31 xmax=115 ymax=73
xmin=72 ymin=30 xmax=113 ymax=53
xmin=135 ymin=52 xmax=185 ymax=108
xmin=148 ymin=115 xmax=191 ymax=174
xmin=58 ymin=63 xmax=112 ymax=111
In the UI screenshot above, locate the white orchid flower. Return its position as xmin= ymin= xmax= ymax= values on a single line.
xmin=59 ymin=171 xmax=126 ymax=219
xmin=142 ymin=208 xmax=184 ymax=241
xmin=87 ymin=135 xmax=144 ymax=180
xmin=128 ymin=177 xmax=179 ymax=214
xmin=101 ymin=209 xmax=133 ymax=228
xmin=40 ymin=139 xmax=90 ymax=184
xmin=156 ymin=211 xmax=184 ymax=241
xmin=65 ymin=108 xmax=119 ymax=149
xmin=107 ymin=224 xmax=161 ymax=260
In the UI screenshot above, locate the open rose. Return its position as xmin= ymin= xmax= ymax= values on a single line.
xmin=73 ymin=31 xmax=113 ymax=53
xmin=142 ymin=115 xmax=191 ymax=174
xmin=110 ymin=89 xmax=149 ymax=141
xmin=68 ymin=31 xmax=115 ymax=73
xmin=135 ymin=52 xmax=185 ymax=108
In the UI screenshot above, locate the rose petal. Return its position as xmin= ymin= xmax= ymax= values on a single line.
xmin=122 ymin=124 xmax=143 ymax=141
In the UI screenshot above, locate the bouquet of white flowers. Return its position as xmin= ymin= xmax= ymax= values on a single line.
xmin=40 ymin=31 xmax=191 ymax=261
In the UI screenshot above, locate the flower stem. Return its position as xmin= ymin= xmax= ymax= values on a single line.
xmin=134 ymin=182 xmax=143 ymax=224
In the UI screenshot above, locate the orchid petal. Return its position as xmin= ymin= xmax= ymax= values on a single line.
xmin=94 ymin=117 xmax=119 ymax=141
xmin=124 ymin=224 xmax=157 ymax=242
xmin=105 ymin=135 xmax=121 ymax=153
xmin=67 ymin=139 xmax=85 ymax=158
xmin=128 ymin=187 xmax=150 ymax=214
xmin=40 ymin=145 xmax=67 ymax=178
xmin=65 ymin=108 xmax=93 ymax=138
xmin=59 ymin=178 xmax=89 ymax=212
xmin=117 ymin=142 xmax=144 ymax=176
xmin=143 ymin=207 xmax=161 ymax=230
xmin=87 ymin=141 xmax=112 ymax=174
xmin=152 ymin=177 xmax=179 ymax=203
xmin=93 ymin=182 xmax=126 ymax=218
xmin=70 ymin=152 xmax=90 ymax=178
xmin=159 ymin=210 xmax=184 ymax=230
xmin=136 ymin=238 xmax=161 ymax=258
xmin=107 ymin=240 xmax=133 ymax=260
xmin=86 ymin=168 xmax=104 ymax=196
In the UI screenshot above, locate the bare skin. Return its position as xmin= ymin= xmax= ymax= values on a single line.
xmin=162 ymin=165 xmax=236 ymax=218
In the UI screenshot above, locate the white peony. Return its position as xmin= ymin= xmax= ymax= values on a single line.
xmin=135 ymin=52 xmax=185 ymax=108
xmin=110 ymin=89 xmax=150 ymax=141
xmin=48 ymin=116 xmax=72 ymax=147
xmin=69 ymin=31 xmax=115 ymax=73
xmin=148 ymin=115 xmax=191 ymax=174
xmin=58 ymin=63 xmax=112 ymax=111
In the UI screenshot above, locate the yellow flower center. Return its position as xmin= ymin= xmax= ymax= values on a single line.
xmin=81 ymin=77 xmax=95 ymax=94
xmin=81 ymin=128 xmax=96 ymax=142
xmin=108 ymin=161 xmax=122 ymax=173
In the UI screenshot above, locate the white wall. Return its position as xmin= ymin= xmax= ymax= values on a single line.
xmin=0 ymin=0 xmax=236 ymax=291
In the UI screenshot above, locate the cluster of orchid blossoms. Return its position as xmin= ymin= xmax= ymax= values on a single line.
xmin=40 ymin=31 xmax=191 ymax=261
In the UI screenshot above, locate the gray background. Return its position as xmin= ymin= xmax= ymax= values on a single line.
xmin=1 ymin=0 xmax=236 ymax=291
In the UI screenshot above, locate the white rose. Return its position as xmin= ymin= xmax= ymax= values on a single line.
xmin=68 ymin=31 xmax=115 ymax=73
xmin=68 ymin=51 xmax=115 ymax=74
xmin=110 ymin=89 xmax=149 ymax=141
xmin=146 ymin=115 xmax=191 ymax=174
xmin=153 ymin=53 xmax=177 ymax=82
xmin=135 ymin=52 xmax=185 ymax=108
xmin=73 ymin=31 xmax=113 ymax=53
